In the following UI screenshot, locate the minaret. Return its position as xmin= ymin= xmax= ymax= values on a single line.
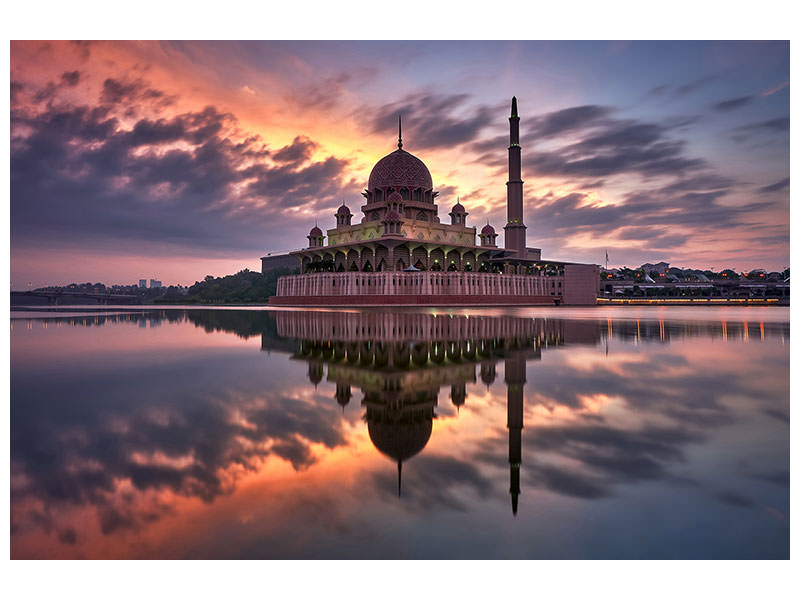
xmin=505 ymin=351 xmax=525 ymax=516
xmin=504 ymin=96 xmax=527 ymax=257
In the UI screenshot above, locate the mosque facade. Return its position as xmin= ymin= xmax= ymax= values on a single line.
xmin=268 ymin=98 xmax=599 ymax=306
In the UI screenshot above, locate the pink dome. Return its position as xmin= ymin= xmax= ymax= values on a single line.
xmin=309 ymin=226 xmax=323 ymax=236
xmin=368 ymin=149 xmax=433 ymax=191
xmin=336 ymin=204 xmax=351 ymax=215
xmin=451 ymin=201 xmax=465 ymax=213
xmin=481 ymin=223 xmax=496 ymax=235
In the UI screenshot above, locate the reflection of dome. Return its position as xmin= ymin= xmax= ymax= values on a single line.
xmin=481 ymin=223 xmax=496 ymax=235
xmin=368 ymin=149 xmax=433 ymax=191
xmin=368 ymin=418 xmax=432 ymax=463
xmin=336 ymin=204 xmax=351 ymax=215
xmin=309 ymin=226 xmax=323 ymax=236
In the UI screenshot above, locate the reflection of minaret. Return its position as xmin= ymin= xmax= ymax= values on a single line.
xmin=505 ymin=352 xmax=525 ymax=516
xmin=335 ymin=382 xmax=351 ymax=411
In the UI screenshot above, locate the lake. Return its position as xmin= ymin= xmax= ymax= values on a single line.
xmin=10 ymin=306 xmax=789 ymax=559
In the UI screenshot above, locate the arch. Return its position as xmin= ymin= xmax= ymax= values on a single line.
xmin=462 ymin=251 xmax=476 ymax=272
xmin=360 ymin=247 xmax=374 ymax=269
xmin=394 ymin=245 xmax=410 ymax=270
xmin=336 ymin=263 xmax=345 ymax=272
xmin=362 ymin=260 xmax=373 ymax=272
xmin=416 ymin=211 xmax=427 ymax=221
xmin=346 ymin=249 xmax=359 ymax=271
xmin=429 ymin=248 xmax=445 ymax=271
xmin=374 ymin=246 xmax=389 ymax=271
xmin=446 ymin=249 xmax=461 ymax=271
xmin=376 ymin=258 xmax=386 ymax=272
xmin=334 ymin=251 xmax=347 ymax=272
xmin=412 ymin=247 xmax=429 ymax=270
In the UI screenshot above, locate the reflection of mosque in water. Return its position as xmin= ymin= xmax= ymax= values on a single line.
xmin=269 ymin=311 xmax=602 ymax=514
xmin=13 ymin=309 xmax=789 ymax=514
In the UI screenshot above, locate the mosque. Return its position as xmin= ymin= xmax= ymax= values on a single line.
xmin=267 ymin=98 xmax=599 ymax=306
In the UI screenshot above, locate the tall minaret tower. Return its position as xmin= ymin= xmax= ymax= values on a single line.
xmin=505 ymin=351 xmax=526 ymax=516
xmin=504 ymin=96 xmax=527 ymax=257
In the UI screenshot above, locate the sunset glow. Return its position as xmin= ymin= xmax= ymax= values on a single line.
xmin=10 ymin=41 xmax=789 ymax=287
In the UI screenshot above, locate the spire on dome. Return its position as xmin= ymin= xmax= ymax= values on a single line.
xmin=398 ymin=114 xmax=403 ymax=150
xmin=397 ymin=461 xmax=402 ymax=497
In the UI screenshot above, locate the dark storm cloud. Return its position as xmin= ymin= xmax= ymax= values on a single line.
xmin=526 ymin=463 xmax=610 ymax=499
xmin=530 ymin=105 xmax=612 ymax=137
xmin=100 ymin=77 xmax=166 ymax=105
xmin=272 ymin=135 xmax=317 ymax=165
xmin=61 ymin=70 xmax=81 ymax=86
xmin=372 ymin=453 xmax=495 ymax=512
xmin=368 ymin=92 xmax=495 ymax=150
xmin=524 ymin=167 xmax=771 ymax=252
xmin=525 ymin=122 xmax=705 ymax=179
xmin=11 ymin=78 xmax=359 ymax=254
xmin=467 ymin=103 xmax=708 ymax=182
xmin=710 ymin=96 xmax=753 ymax=112
xmin=758 ymin=177 xmax=789 ymax=193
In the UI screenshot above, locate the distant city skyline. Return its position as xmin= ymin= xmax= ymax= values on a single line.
xmin=11 ymin=41 xmax=789 ymax=287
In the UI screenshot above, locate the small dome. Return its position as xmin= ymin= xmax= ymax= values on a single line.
xmin=384 ymin=209 xmax=402 ymax=222
xmin=388 ymin=191 xmax=403 ymax=203
xmin=451 ymin=201 xmax=465 ymax=213
xmin=336 ymin=204 xmax=351 ymax=215
xmin=481 ymin=223 xmax=496 ymax=235
xmin=309 ymin=226 xmax=323 ymax=236
xmin=368 ymin=149 xmax=433 ymax=191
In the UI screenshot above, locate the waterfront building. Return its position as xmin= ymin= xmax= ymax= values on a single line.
xmin=268 ymin=98 xmax=599 ymax=306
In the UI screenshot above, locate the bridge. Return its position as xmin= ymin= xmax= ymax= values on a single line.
xmin=11 ymin=290 xmax=141 ymax=305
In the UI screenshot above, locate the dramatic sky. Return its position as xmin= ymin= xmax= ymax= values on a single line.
xmin=10 ymin=40 xmax=789 ymax=287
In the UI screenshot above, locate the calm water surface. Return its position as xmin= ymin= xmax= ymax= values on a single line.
xmin=10 ymin=306 xmax=789 ymax=559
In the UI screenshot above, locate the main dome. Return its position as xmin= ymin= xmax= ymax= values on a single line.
xmin=368 ymin=149 xmax=433 ymax=191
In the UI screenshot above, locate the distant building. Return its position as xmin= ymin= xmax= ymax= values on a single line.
xmin=261 ymin=253 xmax=301 ymax=274
xmin=149 ymin=279 xmax=162 ymax=288
xmin=138 ymin=279 xmax=147 ymax=288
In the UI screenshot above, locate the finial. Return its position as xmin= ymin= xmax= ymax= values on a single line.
xmin=398 ymin=114 xmax=403 ymax=150
xmin=511 ymin=96 xmax=518 ymax=118
xmin=397 ymin=461 xmax=403 ymax=497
